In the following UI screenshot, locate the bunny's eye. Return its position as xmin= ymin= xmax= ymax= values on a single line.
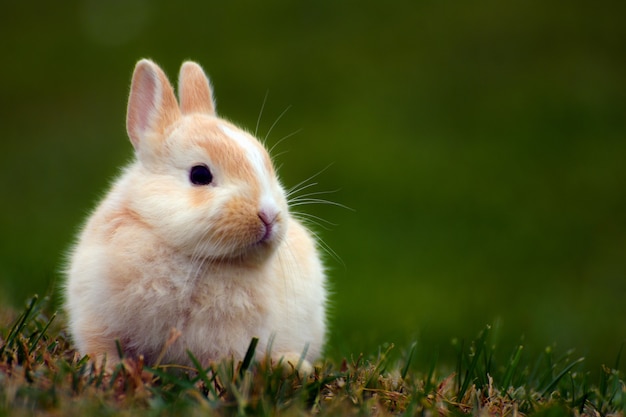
xmin=189 ymin=164 xmax=213 ymax=185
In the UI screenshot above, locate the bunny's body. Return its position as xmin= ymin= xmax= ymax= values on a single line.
xmin=65 ymin=60 xmax=326 ymax=369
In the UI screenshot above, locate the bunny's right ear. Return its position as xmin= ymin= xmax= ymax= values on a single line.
xmin=126 ymin=59 xmax=181 ymax=151
xmin=178 ymin=61 xmax=216 ymax=116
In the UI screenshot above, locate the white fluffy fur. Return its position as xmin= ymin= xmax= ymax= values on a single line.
xmin=64 ymin=60 xmax=327 ymax=370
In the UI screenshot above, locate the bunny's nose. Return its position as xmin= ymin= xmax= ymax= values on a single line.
xmin=258 ymin=209 xmax=278 ymax=226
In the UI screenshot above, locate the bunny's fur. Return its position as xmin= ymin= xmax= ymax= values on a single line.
xmin=64 ymin=60 xmax=327 ymax=370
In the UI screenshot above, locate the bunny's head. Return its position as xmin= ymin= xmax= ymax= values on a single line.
xmin=123 ymin=59 xmax=287 ymax=263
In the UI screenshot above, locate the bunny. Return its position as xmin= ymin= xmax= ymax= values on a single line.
xmin=64 ymin=59 xmax=327 ymax=372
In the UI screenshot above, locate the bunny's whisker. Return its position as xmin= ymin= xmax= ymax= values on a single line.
xmin=286 ymin=164 xmax=333 ymax=197
xmin=255 ymin=90 xmax=269 ymax=138
xmin=270 ymin=151 xmax=290 ymax=166
xmin=290 ymin=189 xmax=342 ymax=198
xmin=268 ymin=129 xmax=302 ymax=156
xmin=263 ymin=105 xmax=292 ymax=145
xmin=307 ymin=228 xmax=344 ymax=268
xmin=286 ymin=181 xmax=320 ymax=199
xmin=289 ymin=198 xmax=353 ymax=211
xmin=292 ymin=212 xmax=337 ymax=231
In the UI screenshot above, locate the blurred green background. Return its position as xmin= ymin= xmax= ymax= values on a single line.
xmin=1 ymin=1 xmax=625 ymax=371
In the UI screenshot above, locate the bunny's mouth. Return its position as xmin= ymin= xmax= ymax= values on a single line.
xmin=255 ymin=211 xmax=278 ymax=245
xmin=258 ymin=222 xmax=273 ymax=244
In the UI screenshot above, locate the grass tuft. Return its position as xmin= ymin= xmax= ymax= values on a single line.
xmin=1 ymin=295 xmax=624 ymax=416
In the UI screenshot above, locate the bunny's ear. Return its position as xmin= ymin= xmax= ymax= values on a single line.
xmin=178 ymin=61 xmax=216 ymax=116
xmin=126 ymin=59 xmax=181 ymax=151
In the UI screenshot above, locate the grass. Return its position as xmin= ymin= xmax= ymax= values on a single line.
xmin=1 ymin=296 xmax=624 ymax=416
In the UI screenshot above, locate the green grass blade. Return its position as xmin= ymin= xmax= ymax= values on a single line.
xmin=540 ymin=357 xmax=585 ymax=398
xmin=145 ymin=365 xmax=197 ymax=390
xmin=614 ymin=343 xmax=623 ymax=371
xmin=115 ymin=339 xmax=124 ymax=360
xmin=294 ymin=343 xmax=310 ymax=373
xmin=187 ymin=350 xmax=210 ymax=385
xmin=187 ymin=350 xmax=220 ymax=400
xmin=501 ymin=345 xmax=524 ymax=391
xmin=0 ymin=295 xmax=39 ymax=356
xmin=240 ymin=337 xmax=259 ymax=377
xmin=424 ymin=350 xmax=439 ymax=394
xmin=458 ymin=326 xmax=490 ymax=400
xmin=28 ymin=312 xmax=56 ymax=353
xmin=401 ymin=341 xmax=417 ymax=380
xmin=455 ymin=338 xmax=464 ymax=393
xmin=366 ymin=343 xmax=394 ymax=388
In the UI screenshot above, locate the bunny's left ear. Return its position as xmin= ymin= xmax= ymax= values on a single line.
xmin=127 ymin=59 xmax=181 ymax=152
xmin=178 ymin=61 xmax=216 ymax=116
